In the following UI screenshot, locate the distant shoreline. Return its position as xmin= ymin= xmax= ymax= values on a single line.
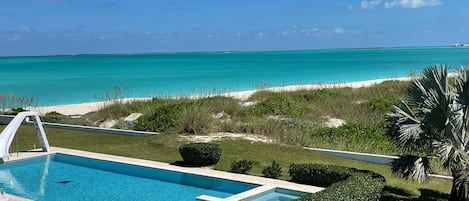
xmin=0 ymin=45 xmax=449 ymax=58
xmin=28 ymin=76 xmax=412 ymax=116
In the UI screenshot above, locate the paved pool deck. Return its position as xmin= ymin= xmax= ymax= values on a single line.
xmin=2 ymin=147 xmax=324 ymax=201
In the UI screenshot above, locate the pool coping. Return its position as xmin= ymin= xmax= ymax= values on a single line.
xmin=2 ymin=147 xmax=324 ymax=201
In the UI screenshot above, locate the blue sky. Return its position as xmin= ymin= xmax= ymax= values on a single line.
xmin=0 ymin=0 xmax=467 ymax=56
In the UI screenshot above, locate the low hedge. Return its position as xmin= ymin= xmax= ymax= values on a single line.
xmin=289 ymin=164 xmax=354 ymax=187
xmin=290 ymin=164 xmax=385 ymax=201
xmin=179 ymin=143 xmax=221 ymax=166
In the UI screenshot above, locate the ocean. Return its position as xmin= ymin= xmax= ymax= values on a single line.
xmin=1 ymin=46 xmax=469 ymax=106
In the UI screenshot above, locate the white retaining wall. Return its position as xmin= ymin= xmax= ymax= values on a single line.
xmin=0 ymin=115 xmax=157 ymax=136
xmin=303 ymin=147 xmax=453 ymax=180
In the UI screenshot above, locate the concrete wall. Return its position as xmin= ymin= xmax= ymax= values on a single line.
xmin=0 ymin=115 xmax=14 ymax=124
xmin=0 ymin=114 xmax=157 ymax=136
xmin=304 ymin=147 xmax=399 ymax=165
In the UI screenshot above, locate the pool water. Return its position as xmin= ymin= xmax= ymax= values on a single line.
xmin=0 ymin=154 xmax=258 ymax=201
xmin=242 ymin=188 xmax=309 ymax=201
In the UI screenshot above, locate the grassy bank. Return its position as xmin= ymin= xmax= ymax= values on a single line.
xmin=5 ymin=125 xmax=450 ymax=200
xmin=41 ymin=80 xmax=411 ymax=155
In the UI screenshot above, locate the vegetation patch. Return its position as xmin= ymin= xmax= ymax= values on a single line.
xmin=290 ymin=164 xmax=385 ymax=201
xmin=135 ymin=103 xmax=187 ymax=133
xmin=254 ymin=93 xmax=308 ymax=117
xmin=178 ymin=143 xmax=221 ymax=166
xmin=262 ymin=160 xmax=282 ymax=178
xmin=311 ymin=124 xmax=396 ymax=153
xmin=230 ymin=159 xmax=254 ymax=174
xmin=39 ymin=80 xmax=412 ymax=155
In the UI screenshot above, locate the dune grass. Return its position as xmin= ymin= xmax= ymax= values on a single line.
xmin=39 ymin=80 xmax=411 ymax=155
xmin=3 ymin=125 xmax=450 ymax=200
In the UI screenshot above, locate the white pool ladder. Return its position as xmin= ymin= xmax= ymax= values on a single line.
xmin=0 ymin=111 xmax=50 ymax=160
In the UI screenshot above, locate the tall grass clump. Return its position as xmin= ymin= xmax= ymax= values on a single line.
xmin=196 ymin=96 xmax=240 ymax=115
xmin=310 ymin=124 xmax=397 ymax=154
xmin=180 ymin=106 xmax=214 ymax=134
xmin=0 ymin=92 xmax=37 ymax=114
xmin=253 ymin=93 xmax=308 ymax=117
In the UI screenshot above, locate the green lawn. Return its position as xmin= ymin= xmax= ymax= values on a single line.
xmin=5 ymin=125 xmax=451 ymax=200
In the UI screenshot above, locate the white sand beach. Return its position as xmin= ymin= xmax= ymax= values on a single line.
xmin=28 ymin=77 xmax=412 ymax=116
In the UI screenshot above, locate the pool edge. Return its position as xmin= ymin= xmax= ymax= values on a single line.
xmin=2 ymin=147 xmax=324 ymax=200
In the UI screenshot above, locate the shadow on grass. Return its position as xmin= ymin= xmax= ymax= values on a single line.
xmin=381 ymin=186 xmax=449 ymax=201
xmin=381 ymin=186 xmax=413 ymax=201
xmin=417 ymin=188 xmax=449 ymax=201
xmin=170 ymin=160 xmax=201 ymax=167
xmin=170 ymin=160 xmax=216 ymax=168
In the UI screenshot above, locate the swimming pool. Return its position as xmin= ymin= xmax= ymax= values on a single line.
xmin=0 ymin=154 xmax=258 ymax=201
xmin=241 ymin=188 xmax=308 ymax=201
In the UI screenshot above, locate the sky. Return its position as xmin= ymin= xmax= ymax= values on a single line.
xmin=0 ymin=0 xmax=468 ymax=56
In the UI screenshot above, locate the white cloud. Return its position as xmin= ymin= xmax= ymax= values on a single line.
xmin=19 ymin=26 xmax=31 ymax=33
xmin=256 ymin=32 xmax=265 ymax=38
xmin=384 ymin=0 xmax=442 ymax=8
xmin=334 ymin=28 xmax=345 ymax=34
xmin=361 ymin=0 xmax=382 ymax=9
xmin=277 ymin=26 xmax=360 ymax=38
xmin=9 ymin=35 xmax=24 ymax=41
xmin=360 ymin=0 xmax=441 ymax=9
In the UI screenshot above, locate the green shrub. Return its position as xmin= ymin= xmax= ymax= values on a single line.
xmin=179 ymin=143 xmax=221 ymax=166
xmin=289 ymin=164 xmax=354 ymax=187
xmin=296 ymin=173 xmax=385 ymax=201
xmin=262 ymin=161 xmax=282 ymax=179
xmin=290 ymin=164 xmax=385 ymax=201
xmin=135 ymin=103 xmax=186 ymax=133
xmin=230 ymin=160 xmax=253 ymax=174
xmin=42 ymin=111 xmax=69 ymax=123
xmin=369 ymin=95 xmax=399 ymax=111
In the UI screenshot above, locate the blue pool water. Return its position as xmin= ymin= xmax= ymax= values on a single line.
xmin=1 ymin=46 xmax=469 ymax=105
xmin=242 ymin=188 xmax=309 ymax=201
xmin=0 ymin=154 xmax=258 ymax=201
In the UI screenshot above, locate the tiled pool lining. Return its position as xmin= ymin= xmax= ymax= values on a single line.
xmin=2 ymin=147 xmax=323 ymax=201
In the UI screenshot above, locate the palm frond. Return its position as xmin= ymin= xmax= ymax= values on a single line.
xmin=455 ymin=66 xmax=469 ymax=108
xmin=453 ymin=169 xmax=469 ymax=200
xmin=433 ymin=141 xmax=469 ymax=170
xmin=391 ymin=155 xmax=432 ymax=183
xmin=446 ymin=108 xmax=465 ymax=149
xmin=454 ymin=66 xmax=469 ymax=147
xmin=408 ymin=65 xmax=448 ymax=107
xmin=387 ymin=101 xmax=429 ymax=151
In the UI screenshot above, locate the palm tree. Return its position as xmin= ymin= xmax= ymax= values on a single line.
xmin=387 ymin=64 xmax=469 ymax=201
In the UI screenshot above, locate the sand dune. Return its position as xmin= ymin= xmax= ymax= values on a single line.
xmin=28 ymin=77 xmax=411 ymax=116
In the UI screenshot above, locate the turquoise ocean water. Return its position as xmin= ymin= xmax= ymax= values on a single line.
xmin=1 ymin=46 xmax=469 ymax=106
